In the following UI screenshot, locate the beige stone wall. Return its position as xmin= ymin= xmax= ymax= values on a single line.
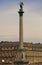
xmin=25 ymin=51 xmax=42 ymax=63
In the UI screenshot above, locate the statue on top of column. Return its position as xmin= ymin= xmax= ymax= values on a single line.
xmin=20 ymin=2 xmax=24 ymax=10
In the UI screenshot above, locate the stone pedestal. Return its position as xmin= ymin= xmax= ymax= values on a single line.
xmin=14 ymin=48 xmax=28 ymax=65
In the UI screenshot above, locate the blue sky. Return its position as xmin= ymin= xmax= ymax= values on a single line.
xmin=0 ymin=0 xmax=42 ymax=43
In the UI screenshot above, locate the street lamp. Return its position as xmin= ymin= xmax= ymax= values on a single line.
xmin=2 ymin=59 xmax=5 ymax=63
xmin=2 ymin=59 xmax=5 ymax=65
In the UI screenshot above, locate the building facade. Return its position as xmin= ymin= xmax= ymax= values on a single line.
xmin=0 ymin=41 xmax=42 ymax=65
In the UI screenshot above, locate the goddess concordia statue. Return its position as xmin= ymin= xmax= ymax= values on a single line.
xmin=20 ymin=2 xmax=24 ymax=10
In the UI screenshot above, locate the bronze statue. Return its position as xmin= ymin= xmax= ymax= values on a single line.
xmin=20 ymin=2 xmax=24 ymax=9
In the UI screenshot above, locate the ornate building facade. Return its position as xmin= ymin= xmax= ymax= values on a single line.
xmin=0 ymin=41 xmax=42 ymax=65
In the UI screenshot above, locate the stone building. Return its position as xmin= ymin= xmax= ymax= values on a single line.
xmin=0 ymin=41 xmax=42 ymax=65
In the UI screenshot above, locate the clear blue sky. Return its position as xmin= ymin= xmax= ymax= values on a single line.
xmin=0 ymin=0 xmax=42 ymax=43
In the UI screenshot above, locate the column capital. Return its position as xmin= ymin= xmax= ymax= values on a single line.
xmin=18 ymin=10 xmax=24 ymax=16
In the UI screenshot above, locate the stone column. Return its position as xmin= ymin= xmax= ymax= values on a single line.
xmin=14 ymin=2 xmax=29 ymax=65
xmin=18 ymin=6 xmax=24 ymax=48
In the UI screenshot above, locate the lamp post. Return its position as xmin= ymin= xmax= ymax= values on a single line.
xmin=2 ymin=59 xmax=5 ymax=65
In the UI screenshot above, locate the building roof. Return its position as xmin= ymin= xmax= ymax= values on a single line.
xmin=0 ymin=41 xmax=42 ymax=48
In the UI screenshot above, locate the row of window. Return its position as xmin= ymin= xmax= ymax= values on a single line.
xmin=1 ymin=46 xmax=42 ymax=51
xmin=0 ymin=46 xmax=19 ymax=50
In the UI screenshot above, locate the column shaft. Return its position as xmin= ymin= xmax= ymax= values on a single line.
xmin=19 ymin=15 xmax=23 ymax=48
